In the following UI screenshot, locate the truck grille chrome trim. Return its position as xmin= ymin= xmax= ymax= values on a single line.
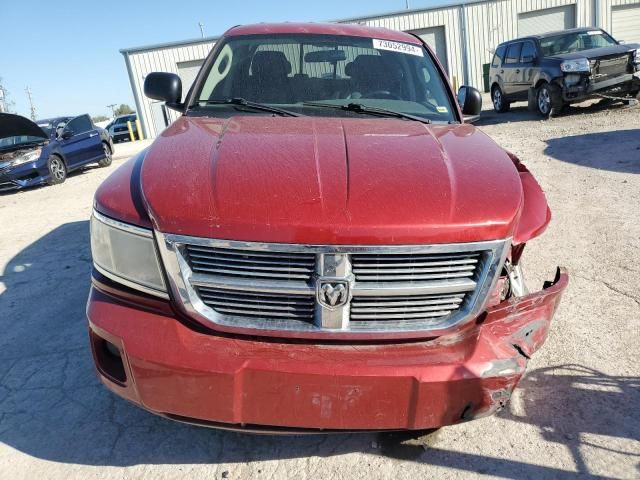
xmin=156 ymin=233 xmax=510 ymax=336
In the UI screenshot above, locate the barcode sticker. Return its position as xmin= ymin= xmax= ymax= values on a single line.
xmin=373 ymin=39 xmax=424 ymax=57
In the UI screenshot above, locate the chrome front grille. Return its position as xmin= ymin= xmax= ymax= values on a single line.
xmin=590 ymin=55 xmax=630 ymax=81
xmin=185 ymin=245 xmax=315 ymax=281
xmin=158 ymin=235 xmax=509 ymax=336
xmin=351 ymin=252 xmax=480 ymax=283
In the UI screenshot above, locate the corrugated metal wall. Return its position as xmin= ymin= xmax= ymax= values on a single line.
xmin=123 ymin=0 xmax=640 ymax=138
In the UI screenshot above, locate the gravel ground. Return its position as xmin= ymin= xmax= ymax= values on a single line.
xmin=0 ymin=100 xmax=639 ymax=480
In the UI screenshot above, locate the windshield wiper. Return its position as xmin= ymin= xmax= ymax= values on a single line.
xmin=303 ymin=102 xmax=431 ymax=124
xmin=198 ymin=97 xmax=302 ymax=117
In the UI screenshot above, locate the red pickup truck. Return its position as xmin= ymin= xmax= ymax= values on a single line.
xmin=87 ymin=22 xmax=568 ymax=433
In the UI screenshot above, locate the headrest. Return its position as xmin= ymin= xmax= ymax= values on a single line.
xmin=251 ymin=51 xmax=292 ymax=78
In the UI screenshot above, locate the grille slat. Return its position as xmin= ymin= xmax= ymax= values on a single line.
xmin=188 ymin=252 xmax=313 ymax=268
xmin=190 ymin=258 xmax=313 ymax=273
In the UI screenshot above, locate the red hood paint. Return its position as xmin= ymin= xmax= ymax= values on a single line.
xmin=140 ymin=116 xmax=524 ymax=244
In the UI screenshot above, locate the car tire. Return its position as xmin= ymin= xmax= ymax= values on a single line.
xmin=46 ymin=155 xmax=67 ymax=185
xmin=98 ymin=142 xmax=113 ymax=167
xmin=536 ymin=83 xmax=564 ymax=118
xmin=491 ymin=85 xmax=510 ymax=113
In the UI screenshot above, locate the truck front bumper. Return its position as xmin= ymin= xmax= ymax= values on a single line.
xmin=563 ymin=72 xmax=640 ymax=101
xmin=87 ymin=268 xmax=568 ymax=432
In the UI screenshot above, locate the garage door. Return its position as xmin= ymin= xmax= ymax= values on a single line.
xmin=411 ymin=26 xmax=448 ymax=73
xmin=612 ymin=3 xmax=640 ymax=44
xmin=518 ymin=5 xmax=576 ymax=37
xmin=177 ymin=59 xmax=205 ymax=93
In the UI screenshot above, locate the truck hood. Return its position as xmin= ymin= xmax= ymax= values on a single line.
xmin=0 ymin=113 xmax=48 ymax=141
xmin=140 ymin=116 xmax=524 ymax=244
xmin=549 ymin=43 xmax=637 ymax=61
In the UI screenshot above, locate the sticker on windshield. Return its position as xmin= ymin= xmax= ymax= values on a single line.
xmin=436 ymin=106 xmax=448 ymax=113
xmin=373 ymin=39 xmax=423 ymax=57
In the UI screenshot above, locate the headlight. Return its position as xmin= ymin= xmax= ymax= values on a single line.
xmin=560 ymin=58 xmax=590 ymax=73
xmin=90 ymin=210 xmax=167 ymax=298
xmin=634 ymin=49 xmax=639 ymax=64
xmin=11 ymin=148 xmax=42 ymax=166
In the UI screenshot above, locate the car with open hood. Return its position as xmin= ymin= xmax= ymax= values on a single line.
xmin=0 ymin=113 xmax=113 ymax=192
xmin=87 ymin=22 xmax=568 ymax=434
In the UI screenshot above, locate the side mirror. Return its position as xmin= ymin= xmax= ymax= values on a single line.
xmin=144 ymin=72 xmax=183 ymax=110
xmin=61 ymin=130 xmax=73 ymax=140
xmin=618 ymin=40 xmax=626 ymax=45
xmin=457 ymin=86 xmax=482 ymax=119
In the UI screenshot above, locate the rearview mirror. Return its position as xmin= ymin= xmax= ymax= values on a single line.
xmin=457 ymin=86 xmax=482 ymax=119
xmin=144 ymin=72 xmax=183 ymax=110
xmin=304 ymin=50 xmax=347 ymax=63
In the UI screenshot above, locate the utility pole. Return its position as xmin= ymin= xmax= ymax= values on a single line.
xmin=198 ymin=21 xmax=205 ymax=38
xmin=405 ymin=0 xmax=410 ymax=9
xmin=25 ymin=86 xmax=36 ymax=120
xmin=0 ymin=87 xmax=5 ymax=113
xmin=107 ymin=104 xmax=117 ymax=117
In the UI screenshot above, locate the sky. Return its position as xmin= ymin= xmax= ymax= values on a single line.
xmin=0 ymin=0 xmax=448 ymax=120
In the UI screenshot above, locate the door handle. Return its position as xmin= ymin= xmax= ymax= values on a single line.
xmin=515 ymin=69 xmax=520 ymax=74
xmin=89 ymin=132 xmax=98 ymax=137
xmin=500 ymin=69 xmax=504 ymax=74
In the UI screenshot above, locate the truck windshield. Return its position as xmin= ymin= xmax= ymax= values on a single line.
xmin=539 ymin=30 xmax=618 ymax=56
xmin=194 ymin=34 xmax=456 ymax=123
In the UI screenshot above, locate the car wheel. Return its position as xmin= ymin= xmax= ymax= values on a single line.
xmin=98 ymin=142 xmax=113 ymax=167
xmin=537 ymin=84 xmax=563 ymax=118
xmin=46 ymin=155 xmax=67 ymax=185
xmin=492 ymin=86 xmax=510 ymax=113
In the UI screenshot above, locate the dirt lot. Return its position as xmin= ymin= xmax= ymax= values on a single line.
xmin=1 ymin=100 xmax=639 ymax=480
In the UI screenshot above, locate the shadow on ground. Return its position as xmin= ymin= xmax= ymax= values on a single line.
xmin=0 ymin=222 xmax=637 ymax=478
xmin=545 ymin=129 xmax=640 ymax=173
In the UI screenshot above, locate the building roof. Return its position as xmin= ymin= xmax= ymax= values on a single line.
xmin=120 ymin=35 xmax=220 ymax=55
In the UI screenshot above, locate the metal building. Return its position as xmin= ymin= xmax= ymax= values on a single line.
xmin=121 ymin=0 xmax=640 ymax=139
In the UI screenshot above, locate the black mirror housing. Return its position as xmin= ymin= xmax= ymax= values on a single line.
xmin=457 ymin=86 xmax=482 ymax=118
xmin=61 ymin=130 xmax=73 ymax=139
xmin=144 ymin=72 xmax=183 ymax=109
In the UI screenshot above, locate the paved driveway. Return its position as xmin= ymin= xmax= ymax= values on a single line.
xmin=0 ymin=104 xmax=638 ymax=479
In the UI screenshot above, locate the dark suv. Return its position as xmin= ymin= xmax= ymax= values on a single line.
xmin=490 ymin=27 xmax=640 ymax=117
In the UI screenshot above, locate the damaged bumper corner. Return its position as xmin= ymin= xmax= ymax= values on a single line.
xmin=482 ymin=267 xmax=568 ymax=360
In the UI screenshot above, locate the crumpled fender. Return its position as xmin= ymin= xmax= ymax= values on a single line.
xmin=509 ymin=153 xmax=552 ymax=245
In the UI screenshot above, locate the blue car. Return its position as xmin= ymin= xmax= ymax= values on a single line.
xmin=0 ymin=113 xmax=114 ymax=192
